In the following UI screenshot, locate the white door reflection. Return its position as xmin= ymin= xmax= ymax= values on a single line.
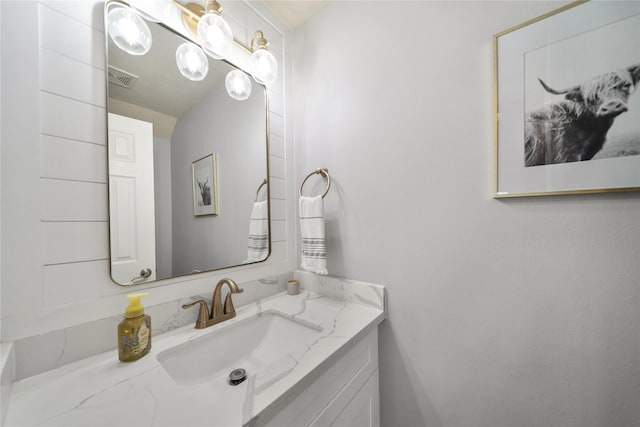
xmin=108 ymin=113 xmax=157 ymax=285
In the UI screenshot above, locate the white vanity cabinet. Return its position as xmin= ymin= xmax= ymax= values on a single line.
xmin=262 ymin=328 xmax=379 ymax=427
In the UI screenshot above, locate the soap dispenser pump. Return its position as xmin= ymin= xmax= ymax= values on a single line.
xmin=118 ymin=292 xmax=152 ymax=362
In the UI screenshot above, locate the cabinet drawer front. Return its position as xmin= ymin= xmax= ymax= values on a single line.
xmin=329 ymin=369 xmax=380 ymax=427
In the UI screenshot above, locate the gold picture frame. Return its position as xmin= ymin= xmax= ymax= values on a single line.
xmin=192 ymin=153 xmax=219 ymax=216
xmin=493 ymin=0 xmax=640 ymax=198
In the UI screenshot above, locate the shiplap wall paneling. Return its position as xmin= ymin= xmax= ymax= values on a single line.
xmin=39 ymin=1 xmax=104 ymax=31
xmin=39 ymin=48 xmax=105 ymax=107
xmin=270 ymin=220 xmax=286 ymax=243
xmin=41 ymin=180 xmax=107 ymax=221
xmin=269 ymin=176 xmax=286 ymax=199
xmin=268 ymin=90 xmax=284 ymax=117
xmin=39 ymin=3 xmax=104 ymax=69
xmin=42 ymin=222 xmax=109 ymax=265
xmin=43 ymin=260 xmax=115 ymax=307
xmin=39 ymin=1 xmax=113 ymax=307
xmin=270 ymin=134 xmax=285 ymax=159
xmin=270 ymin=155 xmax=285 ymax=179
xmin=41 ymin=135 xmax=106 ymax=183
xmin=271 ymin=199 xmax=286 ymax=221
xmin=270 ymin=112 xmax=285 ymax=139
xmin=40 ymin=92 xmax=106 ymax=144
xmin=1 ymin=1 xmax=43 ymax=320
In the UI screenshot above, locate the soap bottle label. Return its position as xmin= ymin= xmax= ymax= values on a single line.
xmin=121 ymin=319 xmax=151 ymax=358
xmin=135 ymin=323 xmax=150 ymax=355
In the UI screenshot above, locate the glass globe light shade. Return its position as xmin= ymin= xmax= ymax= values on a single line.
xmin=197 ymin=13 xmax=233 ymax=60
xmin=176 ymin=43 xmax=209 ymax=81
xmin=225 ymin=70 xmax=252 ymax=101
xmin=107 ymin=7 xmax=152 ymax=55
xmin=251 ymin=48 xmax=277 ymax=85
xmin=128 ymin=0 xmax=173 ymax=22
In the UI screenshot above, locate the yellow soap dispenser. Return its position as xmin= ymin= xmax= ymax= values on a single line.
xmin=118 ymin=292 xmax=151 ymax=362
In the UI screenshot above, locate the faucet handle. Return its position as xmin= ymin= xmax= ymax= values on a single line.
xmin=181 ymin=299 xmax=210 ymax=329
xmin=223 ymin=287 xmax=243 ymax=315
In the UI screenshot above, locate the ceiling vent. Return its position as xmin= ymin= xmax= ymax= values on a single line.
xmin=108 ymin=65 xmax=139 ymax=89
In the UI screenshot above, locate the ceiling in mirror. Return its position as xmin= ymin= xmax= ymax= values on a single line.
xmin=105 ymin=1 xmax=271 ymax=286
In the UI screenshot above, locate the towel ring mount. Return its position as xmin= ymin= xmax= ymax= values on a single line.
xmin=299 ymin=168 xmax=331 ymax=198
xmin=255 ymin=178 xmax=268 ymax=202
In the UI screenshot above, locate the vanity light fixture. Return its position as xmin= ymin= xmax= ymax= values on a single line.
xmin=196 ymin=0 xmax=234 ymax=60
xmin=249 ymin=30 xmax=278 ymax=86
xmin=110 ymin=0 xmax=278 ymax=94
xmin=176 ymin=43 xmax=209 ymax=81
xmin=107 ymin=5 xmax=152 ymax=55
xmin=176 ymin=2 xmax=279 ymax=87
xmin=225 ymin=69 xmax=252 ymax=101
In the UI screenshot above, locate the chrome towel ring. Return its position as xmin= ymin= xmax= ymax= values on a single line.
xmin=299 ymin=168 xmax=331 ymax=198
xmin=255 ymin=178 xmax=268 ymax=201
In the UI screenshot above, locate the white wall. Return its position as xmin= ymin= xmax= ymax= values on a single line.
xmin=0 ymin=0 xmax=294 ymax=342
xmin=292 ymin=2 xmax=640 ymax=427
xmin=153 ymin=136 xmax=173 ymax=279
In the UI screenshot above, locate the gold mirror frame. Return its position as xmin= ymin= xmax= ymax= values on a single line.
xmin=104 ymin=0 xmax=271 ymax=286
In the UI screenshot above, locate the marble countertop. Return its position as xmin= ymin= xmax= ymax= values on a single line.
xmin=4 ymin=280 xmax=384 ymax=427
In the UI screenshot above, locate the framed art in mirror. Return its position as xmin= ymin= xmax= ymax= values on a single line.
xmin=493 ymin=0 xmax=640 ymax=198
xmin=192 ymin=153 xmax=219 ymax=216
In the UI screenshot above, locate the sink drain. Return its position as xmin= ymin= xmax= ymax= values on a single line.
xmin=229 ymin=368 xmax=247 ymax=386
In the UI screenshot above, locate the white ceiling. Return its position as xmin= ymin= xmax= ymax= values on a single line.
xmin=107 ymin=20 xmax=230 ymax=118
xmin=259 ymin=1 xmax=328 ymax=29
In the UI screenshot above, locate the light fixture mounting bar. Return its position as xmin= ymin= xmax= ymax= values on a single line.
xmin=172 ymin=1 xmax=252 ymax=54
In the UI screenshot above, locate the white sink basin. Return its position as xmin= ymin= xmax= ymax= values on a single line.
xmin=157 ymin=312 xmax=322 ymax=386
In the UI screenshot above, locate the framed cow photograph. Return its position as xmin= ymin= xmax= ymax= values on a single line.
xmin=493 ymin=0 xmax=640 ymax=197
xmin=192 ymin=153 xmax=219 ymax=216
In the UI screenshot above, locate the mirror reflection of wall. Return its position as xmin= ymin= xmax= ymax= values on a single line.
xmin=105 ymin=2 xmax=270 ymax=286
xmin=171 ymin=80 xmax=266 ymax=276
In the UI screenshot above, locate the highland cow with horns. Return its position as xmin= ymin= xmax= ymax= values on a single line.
xmin=524 ymin=64 xmax=640 ymax=167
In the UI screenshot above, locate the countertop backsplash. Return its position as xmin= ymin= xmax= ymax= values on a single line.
xmin=294 ymin=270 xmax=386 ymax=312
xmin=5 ymin=270 xmax=388 ymax=383
xmin=9 ymin=273 xmax=290 ymax=381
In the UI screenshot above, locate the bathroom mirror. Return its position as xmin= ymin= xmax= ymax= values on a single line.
xmin=105 ymin=1 xmax=270 ymax=286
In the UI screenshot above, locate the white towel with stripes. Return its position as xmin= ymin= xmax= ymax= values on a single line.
xmin=246 ymin=201 xmax=269 ymax=262
xmin=299 ymin=195 xmax=328 ymax=275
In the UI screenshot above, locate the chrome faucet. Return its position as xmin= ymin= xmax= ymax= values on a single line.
xmin=182 ymin=278 xmax=244 ymax=329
